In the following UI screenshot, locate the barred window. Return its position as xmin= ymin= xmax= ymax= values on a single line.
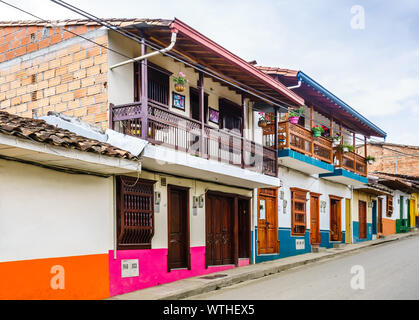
xmin=386 ymin=195 xmax=393 ymax=217
xmin=116 ymin=176 xmax=156 ymax=250
xmin=291 ymin=188 xmax=308 ymax=236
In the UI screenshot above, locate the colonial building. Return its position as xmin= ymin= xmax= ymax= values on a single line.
xmin=253 ymin=67 xmax=386 ymax=257
xmin=0 ymin=18 xmax=305 ymax=298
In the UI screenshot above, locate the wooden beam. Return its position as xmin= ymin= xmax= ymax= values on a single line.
xmin=199 ymin=72 xmax=205 ymax=158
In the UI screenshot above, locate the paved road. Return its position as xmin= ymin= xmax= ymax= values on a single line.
xmin=187 ymin=236 xmax=419 ymax=300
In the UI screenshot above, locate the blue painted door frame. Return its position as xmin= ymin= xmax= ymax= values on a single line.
xmin=372 ymin=200 xmax=377 ymax=235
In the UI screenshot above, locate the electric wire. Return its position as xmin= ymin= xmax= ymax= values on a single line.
xmin=1 ymin=0 xmax=387 ymax=146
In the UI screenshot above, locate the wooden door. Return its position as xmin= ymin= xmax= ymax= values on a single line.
xmin=345 ymin=199 xmax=352 ymax=244
xmin=358 ymin=200 xmax=367 ymax=239
xmin=310 ymin=194 xmax=321 ymax=245
xmin=378 ymin=198 xmax=383 ymax=234
xmin=238 ymin=198 xmax=251 ymax=259
xmin=330 ymin=197 xmax=342 ymax=241
xmin=206 ymin=193 xmax=235 ymax=266
xmin=167 ymin=185 xmax=190 ymax=271
xmin=257 ymin=189 xmax=279 ymax=254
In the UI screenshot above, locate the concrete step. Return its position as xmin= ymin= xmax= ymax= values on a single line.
xmin=311 ymin=246 xmax=327 ymax=253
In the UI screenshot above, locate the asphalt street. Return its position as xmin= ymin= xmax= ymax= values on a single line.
xmin=187 ymin=235 xmax=419 ymax=300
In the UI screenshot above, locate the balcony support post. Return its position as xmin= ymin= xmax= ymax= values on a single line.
xmin=274 ymin=107 xmax=279 ymax=175
xmin=241 ymin=94 xmax=247 ymax=169
xmin=310 ymin=104 xmax=314 ymax=156
xmin=199 ymin=72 xmax=205 ymax=158
xmin=140 ymin=37 xmax=148 ymax=141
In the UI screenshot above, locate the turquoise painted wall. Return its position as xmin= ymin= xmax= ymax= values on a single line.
xmin=253 ymin=227 xmax=346 ymax=263
xmin=352 ymin=222 xmax=373 ymax=242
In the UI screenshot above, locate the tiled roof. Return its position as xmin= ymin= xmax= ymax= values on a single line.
xmin=0 ymin=111 xmax=137 ymax=160
xmin=0 ymin=18 xmax=172 ymax=28
xmin=256 ymin=66 xmax=299 ymax=77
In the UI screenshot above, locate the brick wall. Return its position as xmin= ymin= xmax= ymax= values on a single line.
xmin=357 ymin=144 xmax=419 ymax=176
xmin=0 ymin=25 xmax=109 ymax=129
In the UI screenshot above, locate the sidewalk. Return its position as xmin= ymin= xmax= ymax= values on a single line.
xmin=109 ymin=230 xmax=419 ymax=300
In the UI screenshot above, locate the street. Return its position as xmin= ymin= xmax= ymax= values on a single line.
xmin=186 ymin=235 xmax=419 ymax=300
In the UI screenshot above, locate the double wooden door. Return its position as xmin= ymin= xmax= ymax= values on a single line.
xmin=167 ymin=185 xmax=190 ymax=271
xmin=206 ymin=193 xmax=235 ymax=266
xmin=358 ymin=200 xmax=367 ymax=239
xmin=257 ymin=189 xmax=279 ymax=254
xmin=310 ymin=194 xmax=321 ymax=245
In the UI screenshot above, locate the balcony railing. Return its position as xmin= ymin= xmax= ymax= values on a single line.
xmin=263 ymin=120 xmax=368 ymax=177
xmin=263 ymin=121 xmax=333 ymax=164
xmin=334 ymin=149 xmax=367 ymax=177
xmin=111 ymin=100 xmax=277 ymax=177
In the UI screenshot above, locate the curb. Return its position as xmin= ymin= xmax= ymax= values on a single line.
xmin=110 ymin=231 xmax=419 ymax=300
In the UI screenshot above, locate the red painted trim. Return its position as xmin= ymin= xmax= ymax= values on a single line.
xmin=169 ymin=19 xmax=305 ymax=106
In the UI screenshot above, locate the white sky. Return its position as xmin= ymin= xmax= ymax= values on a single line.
xmin=1 ymin=0 xmax=418 ymax=145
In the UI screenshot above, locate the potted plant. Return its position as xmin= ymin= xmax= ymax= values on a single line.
xmin=337 ymin=143 xmax=354 ymax=153
xmin=173 ymin=72 xmax=187 ymax=92
xmin=288 ymin=107 xmax=305 ymax=124
xmin=258 ymin=111 xmax=271 ymax=128
xmin=332 ymin=134 xmax=342 ymax=147
xmin=311 ymin=125 xmax=325 ymax=137
xmin=365 ymin=155 xmax=376 ymax=164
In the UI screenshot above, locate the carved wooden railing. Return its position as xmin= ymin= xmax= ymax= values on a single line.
xmin=263 ymin=121 xmax=333 ymax=164
xmin=334 ymin=149 xmax=367 ymax=177
xmin=111 ymin=100 xmax=277 ymax=177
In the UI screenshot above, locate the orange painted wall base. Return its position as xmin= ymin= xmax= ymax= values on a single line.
xmin=0 ymin=253 xmax=109 ymax=300
xmin=378 ymin=218 xmax=396 ymax=237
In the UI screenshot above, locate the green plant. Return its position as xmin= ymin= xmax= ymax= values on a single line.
xmin=258 ymin=111 xmax=271 ymax=122
xmin=337 ymin=143 xmax=355 ymax=152
xmin=172 ymin=72 xmax=187 ymax=85
xmin=311 ymin=125 xmax=325 ymax=134
xmin=365 ymin=155 xmax=376 ymax=162
xmin=288 ymin=107 xmax=305 ymax=117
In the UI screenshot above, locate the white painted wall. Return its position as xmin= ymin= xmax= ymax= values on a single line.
xmin=277 ymin=166 xmax=351 ymax=232
xmin=0 ymin=159 xmax=114 ymax=262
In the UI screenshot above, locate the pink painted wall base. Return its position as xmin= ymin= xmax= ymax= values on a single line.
xmin=109 ymin=246 xmax=249 ymax=297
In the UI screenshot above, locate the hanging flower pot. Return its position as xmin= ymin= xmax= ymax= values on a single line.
xmin=258 ymin=111 xmax=271 ymax=128
xmin=289 ymin=116 xmax=300 ymax=124
xmin=174 ymin=83 xmax=186 ymax=92
xmin=288 ymin=107 xmax=305 ymax=125
xmin=365 ymin=156 xmax=376 ymax=165
xmin=173 ymin=72 xmax=187 ymax=93
xmin=258 ymin=119 xmax=267 ymax=128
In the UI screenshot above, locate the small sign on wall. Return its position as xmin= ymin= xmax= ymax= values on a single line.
xmin=121 ymin=259 xmax=139 ymax=278
xmin=296 ymin=239 xmax=305 ymax=250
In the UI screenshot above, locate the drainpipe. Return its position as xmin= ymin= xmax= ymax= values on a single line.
xmin=109 ymin=30 xmax=178 ymax=71
xmin=351 ymin=186 xmax=354 ymax=244
xmin=252 ymin=188 xmax=257 ymax=264
xmin=287 ymin=80 xmax=302 ymax=90
xmin=113 ymin=175 xmax=117 ymax=260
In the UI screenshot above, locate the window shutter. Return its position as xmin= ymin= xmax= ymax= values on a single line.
xmin=117 ymin=176 xmax=155 ymax=250
xmin=291 ymin=189 xmax=308 ymax=236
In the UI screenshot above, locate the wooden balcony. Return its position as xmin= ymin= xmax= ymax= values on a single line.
xmin=110 ymin=100 xmax=277 ymax=177
xmin=263 ymin=120 xmax=368 ymax=177
xmin=263 ymin=121 xmax=333 ymax=164
xmin=334 ymin=149 xmax=367 ymax=177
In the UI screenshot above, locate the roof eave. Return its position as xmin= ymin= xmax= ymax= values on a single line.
xmin=297 ymin=71 xmax=387 ymax=138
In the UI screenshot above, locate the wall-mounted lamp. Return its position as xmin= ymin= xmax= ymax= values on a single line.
xmin=155 ymin=191 xmax=161 ymax=205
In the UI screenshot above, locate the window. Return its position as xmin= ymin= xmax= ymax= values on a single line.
xmin=134 ymin=62 xmax=171 ymax=106
xmin=386 ymin=195 xmax=393 ymax=217
xmin=291 ymin=188 xmax=308 ymax=236
xmin=116 ymin=176 xmax=156 ymax=250
xmin=219 ymin=98 xmax=242 ymax=133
